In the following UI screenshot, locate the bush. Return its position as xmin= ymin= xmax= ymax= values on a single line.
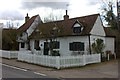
xmin=52 ymin=50 xmax=60 ymax=56
xmin=102 ymin=56 xmax=106 ymax=62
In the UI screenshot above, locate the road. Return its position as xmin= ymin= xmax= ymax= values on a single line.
xmin=1 ymin=64 xmax=60 ymax=80
xmin=1 ymin=58 xmax=119 ymax=80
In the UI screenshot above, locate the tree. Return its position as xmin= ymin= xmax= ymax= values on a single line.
xmin=43 ymin=12 xmax=63 ymax=23
xmin=91 ymin=38 xmax=105 ymax=54
xmin=36 ymin=13 xmax=63 ymax=56
xmin=101 ymin=0 xmax=118 ymax=29
xmin=34 ymin=16 xmax=64 ymax=56
xmin=2 ymin=28 xmax=18 ymax=50
xmin=41 ymin=23 xmax=62 ymax=56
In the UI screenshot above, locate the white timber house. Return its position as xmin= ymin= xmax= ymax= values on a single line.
xmin=17 ymin=11 xmax=115 ymax=56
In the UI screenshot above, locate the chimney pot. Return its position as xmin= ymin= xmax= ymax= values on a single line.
xmin=25 ymin=13 xmax=30 ymax=22
xmin=64 ymin=10 xmax=69 ymax=20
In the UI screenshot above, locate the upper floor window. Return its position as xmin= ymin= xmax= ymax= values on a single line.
xmin=73 ymin=27 xmax=81 ymax=33
xmin=72 ymin=20 xmax=84 ymax=34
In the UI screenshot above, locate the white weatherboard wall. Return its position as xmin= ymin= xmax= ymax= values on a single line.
xmin=58 ymin=36 xmax=88 ymax=56
xmin=90 ymin=35 xmax=105 ymax=44
xmin=19 ymin=42 xmax=28 ymax=51
xmin=105 ymin=37 xmax=115 ymax=54
xmin=38 ymin=36 xmax=89 ymax=56
xmin=20 ymin=16 xmax=41 ymax=41
xmin=18 ymin=15 xmax=42 ymax=51
xmin=27 ymin=16 xmax=42 ymax=36
xmin=90 ymin=16 xmax=105 ymax=36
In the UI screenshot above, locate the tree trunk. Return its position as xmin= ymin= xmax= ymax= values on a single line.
xmin=49 ymin=39 xmax=53 ymax=56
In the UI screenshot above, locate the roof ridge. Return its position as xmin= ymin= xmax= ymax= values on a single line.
xmin=43 ymin=13 xmax=100 ymax=24
xmin=69 ymin=13 xmax=99 ymax=20
xmin=18 ymin=14 xmax=39 ymax=31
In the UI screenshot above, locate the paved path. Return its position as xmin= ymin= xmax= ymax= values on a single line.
xmin=1 ymin=58 xmax=118 ymax=78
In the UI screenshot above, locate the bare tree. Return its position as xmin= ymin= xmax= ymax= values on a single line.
xmin=100 ymin=0 xmax=118 ymax=29
xmin=43 ymin=11 xmax=63 ymax=23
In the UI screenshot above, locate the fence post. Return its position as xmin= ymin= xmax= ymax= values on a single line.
xmin=83 ymin=55 xmax=86 ymax=65
xmin=56 ymin=56 xmax=60 ymax=69
xmin=8 ymin=51 xmax=11 ymax=59
xmin=33 ymin=54 xmax=35 ymax=64
xmin=99 ymin=54 xmax=101 ymax=62
xmin=107 ymin=54 xmax=109 ymax=61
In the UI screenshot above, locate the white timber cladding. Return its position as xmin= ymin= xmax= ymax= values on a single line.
xmin=73 ymin=23 xmax=84 ymax=31
xmin=90 ymin=16 xmax=106 ymax=36
xmin=90 ymin=35 xmax=106 ymax=53
xmin=34 ymin=36 xmax=89 ymax=56
xmin=105 ymin=37 xmax=115 ymax=54
xmin=30 ymin=39 xmax=35 ymax=50
xmin=19 ymin=42 xmax=28 ymax=51
xmin=90 ymin=35 xmax=105 ymax=44
xmin=73 ymin=23 xmax=81 ymax=27
xmin=32 ymin=35 xmax=114 ymax=56
xmin=58 ymin=36 xmax=88 ymax=56
xmin=18 ymin=16 xmax=41 ymax=42
xmin=20 ymin=32 xmax=27 ymax=42
xmin=27 ymin=16 xmax=41 ymax=36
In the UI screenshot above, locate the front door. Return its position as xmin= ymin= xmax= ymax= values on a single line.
xmin=44 ymin=42 xmax=49 ymax=55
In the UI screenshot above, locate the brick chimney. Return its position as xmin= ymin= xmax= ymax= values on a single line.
xmin=63 ymin=10 xmax=69 ymax=20
xmin=25 ymin=13 xmax=30 ymax=22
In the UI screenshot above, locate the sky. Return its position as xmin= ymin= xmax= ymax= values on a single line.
xmin=0 ymin=0 xmax=118 ymax=28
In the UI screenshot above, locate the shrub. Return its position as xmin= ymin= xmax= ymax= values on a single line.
xmin=52 ymin=50 xmax=60 ymax=56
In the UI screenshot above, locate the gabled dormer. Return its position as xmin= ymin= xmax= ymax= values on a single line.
xmin=72 ymin=20 xmax=84 ymax=34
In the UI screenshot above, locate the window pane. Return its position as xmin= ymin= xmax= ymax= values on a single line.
xmin=21 ymin=43 xmax=24 ymax=48
xmin=69 ymin=43 xmax=73 ymax=50
xmin=35 ymin=40 xmax=40 ymax=50
xmin=73 ymin=27 xmax=81 ymax=33
xmin=53 ymin=41 xmax=60 ymax=49
xmin=69 ymin=42 xmax=84 ymax=51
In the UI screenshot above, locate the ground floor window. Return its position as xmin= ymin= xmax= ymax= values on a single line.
xmin=21 ymin=42 xmax=25 ymax=48
xmin=52 ymin=41 xmax=60 ymax=49
xmin=69 ymin=42 xmax=84 ymax=51
xmin=34 ymin=40 xmax=40 ymax=50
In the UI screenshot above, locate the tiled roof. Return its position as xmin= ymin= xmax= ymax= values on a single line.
xmin=104 ymin=27 xmax=116 ymax=37
xmin=18 ymin=15 xmax=39 ymax=32
xmin=31 ymin=14 xmax=99 ymax=39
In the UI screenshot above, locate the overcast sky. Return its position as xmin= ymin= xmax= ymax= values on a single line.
xmin=0 ymin=0 xmax=118 ymax=28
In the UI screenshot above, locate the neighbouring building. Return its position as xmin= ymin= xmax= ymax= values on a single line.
xmin=17 ymin=11 xmax=115 ymax=56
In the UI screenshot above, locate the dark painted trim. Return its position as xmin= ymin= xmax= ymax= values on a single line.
xmin=88 ymin=34 xmax=92 ymax=54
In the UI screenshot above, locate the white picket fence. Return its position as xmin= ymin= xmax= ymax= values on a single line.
xmin=0 ymin=50 xmax=18 ymax=59
xmin=18 ymin=52 xmax=101 ymax=69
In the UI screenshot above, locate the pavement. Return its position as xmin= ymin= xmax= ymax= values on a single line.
xmin=1 ymin=58 xmax=118 ymax=78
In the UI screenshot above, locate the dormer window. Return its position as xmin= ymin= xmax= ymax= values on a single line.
xmin=74 ymin=27 xmax=81 ymax=33
xmin=72 ymin=20 xmax=84 ymax=34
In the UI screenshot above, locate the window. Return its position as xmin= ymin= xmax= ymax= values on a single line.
xmin=73 ymin=27 xmax=81 ymax=33
xmin=72 ymin=21 xmax=84 ymax=34
xmin=34 ymin=40 xmax=40 ymax=50
xmin=21 ymin=42 xmax=25 ymax=48
xmin=47 ymin=41 xmax=60 ymax=49
xmin=52 ymin=41 xmax=60 ymax=49
xmin=69 ymin=42 xmax=84 ymax=51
